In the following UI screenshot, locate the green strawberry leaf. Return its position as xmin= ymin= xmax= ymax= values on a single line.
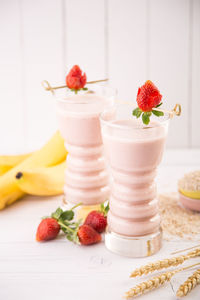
xmin=104 ymin=202 xmax=109 ymax=215
xmin=63 ymin=219 xmax=70 ymax=224
xmin=100 ymin=201 xmax=109 ymax=216
xmin=82 ymin=87 xmax=88 ymax=91
xmin=152 ymin=110 xmax=164 ymax=117
xmin=156 ymin=102 xmax=163 ymax=108
xmin=51 ymin=207 xmax=63 ymax=220
xmin=142 ymin=112 xmax=151 ymax=125
xmin=60 ymin=210 xmax=74 ymax=221
xmin=132 ymin=107 xmax=142 ymax=118
xmin=66 ymin=233 xmax=74 ymax=242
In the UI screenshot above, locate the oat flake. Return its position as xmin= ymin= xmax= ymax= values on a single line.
xmin=158 ymin=192 xmax=200 ymax=240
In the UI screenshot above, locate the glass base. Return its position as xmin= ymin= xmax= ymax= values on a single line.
xmin=105 ymin=227 xmax=162 ymax=257
xmin=60 ymin=199 xmax=76 ymax=210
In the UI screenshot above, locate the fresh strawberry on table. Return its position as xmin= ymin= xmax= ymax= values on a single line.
xmin=77 ymin=225 xmax=101 ymax=245
xmin=133 ymin=80 xmax=164 ymax=125
xmin=36 ymin=218 xmax=60 ymax=242
xmin=84 ymin=202 xmax=109 ymax=233
xmin=36 ymin=204 xmax=79 ymax=242
xmin=36 ymin=203 xmax=102 ymax=246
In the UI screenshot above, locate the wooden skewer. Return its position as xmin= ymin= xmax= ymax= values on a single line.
xmin=116 ymin=100 xmax=181 ymax=119
xmin=153 ymin=103 xmax=181 ymax=118
xmin=41 ymin=79 xmax=109 ymax=94
xmin=171 ymin=244 xmax=200 ymax=255
xmin=42 ymin=80 xmax=181 ymax=118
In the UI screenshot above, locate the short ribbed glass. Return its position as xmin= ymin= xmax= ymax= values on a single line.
xmin=55 ymin=85 xmax=116 ymax=207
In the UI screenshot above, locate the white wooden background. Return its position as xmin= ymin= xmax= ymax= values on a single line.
xmin=0 ymin=0 xmax=200 ymax=152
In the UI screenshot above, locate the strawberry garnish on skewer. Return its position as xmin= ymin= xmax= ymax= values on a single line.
xmin=66 ymin=65 xmax=87 ymax=93
xmin=42 ymin=65 xmax=108 ymax=94
xmin=133 ymin=80 xmax=164 ymax=125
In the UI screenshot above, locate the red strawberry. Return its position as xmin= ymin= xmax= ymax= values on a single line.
xmin=66 ymin=65 xmax=87 ymax=90
xmin=77 ymin=225 xmax=101 ymax=245
xmin=84 ymin=211 xmax=107 ymax=233
xmin=137 ymin=80 xmax=162 ymax=112
xmin=36 ymin=218 xmax=60 ymax=242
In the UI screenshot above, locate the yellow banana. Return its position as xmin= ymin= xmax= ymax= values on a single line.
xmin=179 ymin=189 xmax=200 ymax=199
xmin=0 ymin=153 xmax=31 ymax=175
xmin=0 ymin=165 xmax=11 ymax=176
xmin=0 ymin=131 xmax=67 ymax=210
xmin=15 ymin=161 xmax=66 ymax=196
xmin=178 ymin=171 xmax=200 ymax=199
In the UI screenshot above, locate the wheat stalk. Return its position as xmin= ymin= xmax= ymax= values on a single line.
xmin=130 ymin=248 xmax=200 ymax=278
xmin=176 ymin=268 xmax=200 ymax=297
xmin=126 ymin=269 xmax=178 ymax=298
xmin=125 ymin=263 xmax=200 ymax=299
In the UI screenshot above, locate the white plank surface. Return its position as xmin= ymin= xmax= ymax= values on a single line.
xmin=0 ymin=149 xmax=200 ymax=300
xmin=65 ymin=0 xmax=106 ymax=80
xmin=191 ymin=0 xmax=200 ymax=147
xmin=149 ymin=0 xmax=190 ymax=148
xmin=108 ymin=0 xmax=147 ymax=102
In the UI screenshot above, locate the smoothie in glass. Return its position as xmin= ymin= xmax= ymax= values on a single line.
xmin=56 ymin=86 xmax=115 ymax=206
xmin=100 ymin=104 xmax=169 ymax=257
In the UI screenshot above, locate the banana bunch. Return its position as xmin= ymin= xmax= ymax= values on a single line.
xmin=0 ymin=131 xmax=67 ymax=210
xmin=0 ymin=153 xmax=31 ymax=175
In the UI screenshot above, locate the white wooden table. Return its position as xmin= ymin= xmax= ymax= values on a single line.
xmin=0 ymin=149 xmax=200 ymax=300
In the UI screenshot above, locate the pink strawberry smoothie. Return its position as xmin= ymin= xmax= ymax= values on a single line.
xmin=56 ymin=93 xmax=114 ymax=205
xmin=101 ymin=118 xmax=168 ymax=237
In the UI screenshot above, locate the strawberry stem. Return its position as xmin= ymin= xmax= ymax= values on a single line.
xmin=57 ymin=220 xmax=75 ymax=233
xmin=71 ymin=202 xmax=82 ymax=210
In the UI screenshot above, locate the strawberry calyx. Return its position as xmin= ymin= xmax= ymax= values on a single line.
xmin=133 ymin=80 xmax=164 ymax=125
xmin=133 ymin=102 xmax=164 ymax=125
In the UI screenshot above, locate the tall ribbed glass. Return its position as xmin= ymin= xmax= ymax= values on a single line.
xmin=100 ymin=104 xmax=169 ymax=257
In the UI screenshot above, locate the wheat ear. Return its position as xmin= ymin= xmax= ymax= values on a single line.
xmin=176 ymin=268 xmax=200 ymax=297
xmin=126 ymin=269 xmax=178 ymax=299
xmin=130 ymin=248 xmax=200 ymax=278
xmin=126 ymin=263 xmax=200 ymax=299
